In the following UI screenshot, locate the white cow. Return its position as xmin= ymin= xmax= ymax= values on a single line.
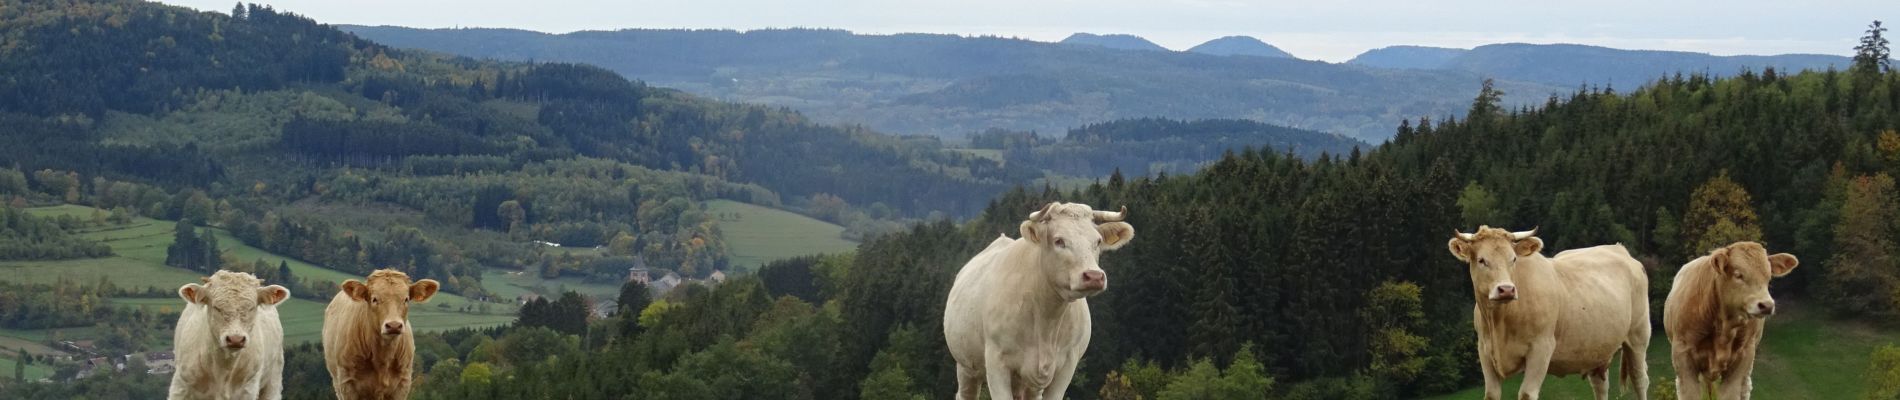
xmin=170 ymin=270 xmax=290 ymax=400
xmin=944 ymin=202 xmax=1135 ymax=400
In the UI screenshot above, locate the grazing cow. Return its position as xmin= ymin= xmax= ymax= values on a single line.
xmin=1447 ymin=226 xmax=1650 ymax=400
xmin=322 ymin=269 xmax=439 ymax=400
xmin=1664 ymin=242 xmax=1799 ymax=400
xmin=944 ymin=202 xmax=1134 ymax=400
xmin=169 ymin=271 xmax=291 ymax=400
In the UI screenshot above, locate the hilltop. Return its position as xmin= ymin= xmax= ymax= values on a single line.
xmin=1187 ymin=35 xmax=1297 ymax=58
xmin=1060 ymin=32 xmax=1171 ymax=51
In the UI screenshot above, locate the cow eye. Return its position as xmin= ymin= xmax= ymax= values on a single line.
xmin=1054 ymin=238 xmax=1067 ymax=247
xmin=372 ymin=298 xmax=381 ymax=305
xmin=1478 ymin=258 xmax=1488 ymax=267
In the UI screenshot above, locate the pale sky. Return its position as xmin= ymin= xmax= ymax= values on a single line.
xmin=158 ymin=0 xmax=1886 ymax=62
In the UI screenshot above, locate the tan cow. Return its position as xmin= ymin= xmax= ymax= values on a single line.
xmin=1447 ymin=226 xmax=1650 ymax=400
xmin=169 ymin=271 xmax=291 ymax=400
xmin=322 ymin=269 xmax=439 ymax=400
xmin=944 ymin=202 xmax=1133 ymax=400
xmin=1664 ymin=242 xmax=1799 ymax=400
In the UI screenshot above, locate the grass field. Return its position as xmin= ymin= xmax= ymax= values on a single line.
xmin=479 ymin=269 xmax=624 ymax=302
xmin=705 ymin=200 xmax=858 ymax=270
xmin=1425 ymin=301 xmax=1895 ymax=399
xmin=0 ymin=205 xmax=516 ymax=349
xmin=0 ymin=354 xmax=55 ymax=381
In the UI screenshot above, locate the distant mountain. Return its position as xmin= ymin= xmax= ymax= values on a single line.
xmin=1346 ymin=45 xmax=1468 ymax=69
xmin=1059 ymin=33 xmax=1170 ymax=51
xmin=1350 ymin=43 xmax=1851 ymax=87
xmin=345 ymin=26 xmax=1567 ymax=141
xmin=1187 ymin=36 xmax=1296 ymax=59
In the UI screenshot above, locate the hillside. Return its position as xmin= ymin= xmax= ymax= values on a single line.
xmin=975 ymin=117 xmax=1367 ymax=177
xmin=1060 ymin=32 xmax=1170 ymax=51
xmin=0 ymin=0 xmax=1048 ymax=299
xmin=1187 ymin=35 xmax=1296 ymax=59
xmin=1350 ymin=43 xmax=1851 ymax=87
xmin=1346 ymin=45 xmax=1468 ymax=69
xmin=342 ymin=25 xmax=1569 ymax=141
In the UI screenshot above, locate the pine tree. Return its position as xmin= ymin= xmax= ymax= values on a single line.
xmin=165 ymin=219 xmax=201 ymax=269
xmin=201 ymin=226 xmax=223 ymax=273
xmin=1855 ymin=20 xmax=1892 ymax=73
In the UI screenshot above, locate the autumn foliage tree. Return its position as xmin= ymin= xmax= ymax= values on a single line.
xmin=1680 ymin=171 xmax=1763 ymax=259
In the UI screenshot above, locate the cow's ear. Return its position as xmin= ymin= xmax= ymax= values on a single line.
xmin=1447 ymin=238 xmax=1472 ymax=262
xmin=342 ymin=280 xmax=370 ymax=302
xmin=1708 ymin=248 xmax=1731 ymax=276
xmin=179 ymin=283 xmax=206 ymax=305
xmin=409 ymin=279 xmax=440 ymax=302
xmin=1768 ymin=253 xmax=1800 ymax=277
xmin=1512 ymin=237 xmax=1543 ymax=257
xmin=1019 ymin=220 xmax=1042 ymax=244
xmin=1098 ymin=222 xmax=1134 ymax=251
xmin=256 ymin=285 xmax=290 ymax=306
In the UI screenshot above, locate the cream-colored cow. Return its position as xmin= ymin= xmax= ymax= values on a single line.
xmin=1448 ymin=226 xmax=1650 ymax=400
xmin=169 ymin=271 xmax=290 ymax=400
xmin=1664 ymin=241 xmax=1799 ymax=400
xmin=944 ymin=202 xmax=1134 ymax=400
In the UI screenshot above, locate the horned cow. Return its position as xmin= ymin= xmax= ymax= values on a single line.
xmin=1447 ymin=226 xmax=1650 ymax=400
xmin=944 ymin=202 xmax=1134 ymax=400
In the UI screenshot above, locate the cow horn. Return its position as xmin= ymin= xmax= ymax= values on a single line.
xmin=1453 ymin=230 xmax=1477 ymax=242
xmin=1028 ymin=202 xmax=1057 ymax=222
xmin=1094 ymin=206 xmax=1127 ymax=222
xmin=1510 ymin=227 xmax=1539 ymax=240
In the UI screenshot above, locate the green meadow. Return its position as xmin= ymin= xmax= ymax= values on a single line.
xmin=704 ymin=200 xmax=858 ymax=270
xmin=0 ymin=205 xmax=515 ymax=349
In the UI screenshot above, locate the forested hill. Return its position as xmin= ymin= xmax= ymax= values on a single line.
xmin=340 ymin=25 xmax=1567 ymax=141
xmin=815 ymin=66 xmax=1900 ymax=398
xmin=1350 ymin=43 xmax=1852 ymax=87
xmin=0 ymin=0 xmax=1036 ymax=296
xmin=972 ymin=118 xmax=1367 ymax=177
xmin=0 ymin=0 xmax=1040 ymax=218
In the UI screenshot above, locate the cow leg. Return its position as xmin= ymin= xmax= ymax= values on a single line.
xmin=1041 ymin=360 xmax=1080 ymax=400
xmin=1718 ymin=358 xmax=1757 ymax=400
xmin=1587 ymin=366 xmax=1609 ymax=400
xmin=1622 ymin=338 xmax=1650 ymax=400
xmin=1671 ymin=347 xmax=1706 ymax=400
xmin=955 ymin=364 xmax=984 ymax=400
xmin=1516 ymin=338 xmax=1557 ymax=400
xmin=984 ymin=350 xmax=1017 ymax=400
xmin=1479 ymin=352 xmax=1504 ymax=400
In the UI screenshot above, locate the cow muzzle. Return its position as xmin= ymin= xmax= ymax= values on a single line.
xmin=1488 ymin=284 xmax=1517 ymax=302
xmin=1078 ymin=270 xmax=1107 ymax=292
xmin=1749 ymin=300 xmax=1776 ymax=317
xmin=223 ymin=334 xmax=248 ymax=350
xmin=382 ymin=321 xmax=406 ymax=336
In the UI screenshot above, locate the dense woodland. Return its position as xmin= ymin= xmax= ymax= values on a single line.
xmin=2 ymin=1 xmax=1898 ymax=399
xmin=985 ymin=118 xmax=1367 ymax=177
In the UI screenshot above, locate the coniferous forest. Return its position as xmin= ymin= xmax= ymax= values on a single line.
xmin=0 ymin=0 xmax=1898 ymax=399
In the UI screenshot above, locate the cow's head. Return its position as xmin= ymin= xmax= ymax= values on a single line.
xmin=1707 ymin=242 xmax=1798 ymax=318
xmin=1020 ymin=202 xmax=1135 ymax=300
xmin=340 ymin=269 xmax=439 ymax=340
xmin=178 ymin=271 xmax=289 ymax=352
xmin=1447 ymin=226 xmax=1541 ymax=303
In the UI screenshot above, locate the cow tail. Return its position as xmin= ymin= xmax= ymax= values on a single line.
xmin=1618 ymin=343 xmax=1640 ymax=395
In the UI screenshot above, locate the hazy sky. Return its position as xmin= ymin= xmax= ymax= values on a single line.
xmin=158 ymin=0 xmax=1885 ymax=62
